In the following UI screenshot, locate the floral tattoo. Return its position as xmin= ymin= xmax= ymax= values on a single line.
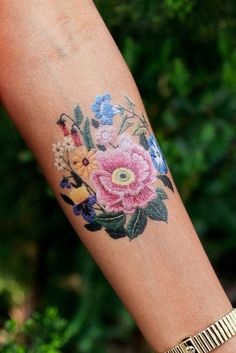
xmin=52 ymin=94 xmax=174 ymax=240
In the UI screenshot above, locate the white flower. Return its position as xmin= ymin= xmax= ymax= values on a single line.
xmin=63 ymin=136 xmax=75 ymax=152
xmin=54 ymin=157 xmax=66 ymax=171
xmin=118 ymin=133 xmax=133 ymax=151
xmin=96 ymin=125 xmax=116 ymax=145
xmin=52 ymin=142 xmax=64 ymax=157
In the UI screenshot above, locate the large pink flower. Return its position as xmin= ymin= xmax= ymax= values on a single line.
xmin=92 ymin=143 xmax=157 ymax=213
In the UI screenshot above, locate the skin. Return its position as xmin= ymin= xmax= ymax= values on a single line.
xmin=0 ymin=1 xmax=235 ymax=352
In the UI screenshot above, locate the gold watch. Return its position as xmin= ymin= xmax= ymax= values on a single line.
xmin=163 ymin=308 xmax=236 ymax=353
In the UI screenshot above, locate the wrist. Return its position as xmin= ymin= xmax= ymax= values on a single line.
xmin=158 ymin=308 xmax=236 ymax=353
xmin=215 ymin=336 xmax=236 ymax=353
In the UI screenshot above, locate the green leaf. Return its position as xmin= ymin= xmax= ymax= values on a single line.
xmin=94 ymin=212 xmax=126 ymax=230
xmin=157 ymin=175 xmax=174 ymax=192
xmin=96 ymin=144 xmax=107 ymax=152
xmin=106 ymin=227 xmax=127 ymax=239
xmin=82 ymin=118 xmax=94 ymax=150
xmin=156 ymin=187 xmax=168 ymax=200
xmin=124 ymin=95 xmax=135 ymax=110
xmin=91 ymin=119 xmax=100 ymax=128
xmin=145 ymin=198 xmax=168 ymax=222
xmin=121 ymin=120 xmax=133 ymax=133
xmin=133 ymin=124 xmax=148 ymax=136
xmin=127 ymin=208 xmax=147 ymax=239
xmin=71 ymin=171 xmax=83 ymax=188
xmin=60 ymin=193 xmax=75 ymax=206
xmin=74 ymin=105 xmax=84 ymax=126
xmin=5 ymin=319 xmax=17 ymax=333
xmin=119 ymin=115 xmax=132 ymax=134
xmin=139 ymin=132 xmax=149 ymax=150
xmin=118 ymin=106 xmax=125 ymax=115
xmin=85 ymin=222 xmax=102 ymax=232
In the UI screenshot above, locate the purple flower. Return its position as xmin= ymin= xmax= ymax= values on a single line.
xmin=73 ymin=195 xmax=97 ymax=223
xmin=60 ymin=177 xmax=71 ymax=189
xmin=91 ymin=94 xmax=120 ymax=125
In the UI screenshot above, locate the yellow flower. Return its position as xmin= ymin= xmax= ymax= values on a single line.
xmin=72 ymin=148 xmax=97 ymax=178
xmin=69 ymin=185 xmax=90 ymax=205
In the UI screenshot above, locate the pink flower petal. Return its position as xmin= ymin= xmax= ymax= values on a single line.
xmin=105 ymin=201 xmax=124 ymax=213
xmin=97 ymin=149 xmax=131 ymax=173
xmin=122 ymin=186 xmax=156 ymax=213
xmin=99 ymin=174 xmax=126 ymax=196
xmin=129 ymin=153 xmax=150 ymax=180
xmin=92 ymin=142 xmax=158 ymax=214
xmin=92 ymin=171 xmax=122 ymax=205
xmin=130 ymin=145 xmax=156 ymax=184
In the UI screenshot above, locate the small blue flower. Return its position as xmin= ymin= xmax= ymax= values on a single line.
xmin=148 ymin=134 xmax=168 ymax=174
xmin=91 ymin=94 xmax=120 ymax=125
xmin=60 ymin=177 xmax=71 ymax=189
xmin=73 ymin=195 xmax=97 ymax=223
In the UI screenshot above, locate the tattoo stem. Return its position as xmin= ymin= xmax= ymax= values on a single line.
xmin=109 ymin=142 xmax=118 ymax=149
xmin=65 ymin=150 xmax=71 ymax=168
xmin=62 ymin=159 xmax=105 ymax=212
xmin=121 ymin=107 xmax=151 ymax=133
xmin=93 ymin=206 xmax=104 ymax=211
xmin=82 ymin=179 xmax=105 ymax=212
xmin=63 ymin=167 xmax=72 ymax=173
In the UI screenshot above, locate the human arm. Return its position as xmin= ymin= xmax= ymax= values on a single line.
xmin=0 ymin=1 xmax=235 ymax=352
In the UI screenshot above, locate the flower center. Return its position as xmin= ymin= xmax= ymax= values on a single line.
xmin=111 ymin=167 xmax=135 ymax=186
xmin=101 ymin=131 xmax=109 ymax=140
xmin=154 ymin=147 xmax=161 ymax=157
xmin=82 ymin=158 xmax=90 ymax=166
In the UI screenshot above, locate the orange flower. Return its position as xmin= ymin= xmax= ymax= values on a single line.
xmin=72 ymin=148 xmax=97 ymax=178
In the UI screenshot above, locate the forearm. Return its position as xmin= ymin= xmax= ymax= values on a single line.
xmin=0 ymin=2 xmax=235 ymax=352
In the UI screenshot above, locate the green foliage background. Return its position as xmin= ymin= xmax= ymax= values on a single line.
xmin=0 ymin=0 xmax=236 ymax=352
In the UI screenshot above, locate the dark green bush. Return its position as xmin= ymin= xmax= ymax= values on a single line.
xmin=0 ymin=307 xmax=67 ymax=353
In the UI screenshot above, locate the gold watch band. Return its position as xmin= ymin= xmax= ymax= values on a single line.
xmin=164 ymin=308 xmax=236 ymax=353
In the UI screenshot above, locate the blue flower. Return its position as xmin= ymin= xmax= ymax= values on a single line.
xmin=148 ymin=134 xmax=168 ymax=174
xmin=91 ymin=94 xmax=120 ymax=125
xmin=60 ymin=177 xmax=71 ymax=189
xmin=73 ymin=195 xmax=97 ymax=223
